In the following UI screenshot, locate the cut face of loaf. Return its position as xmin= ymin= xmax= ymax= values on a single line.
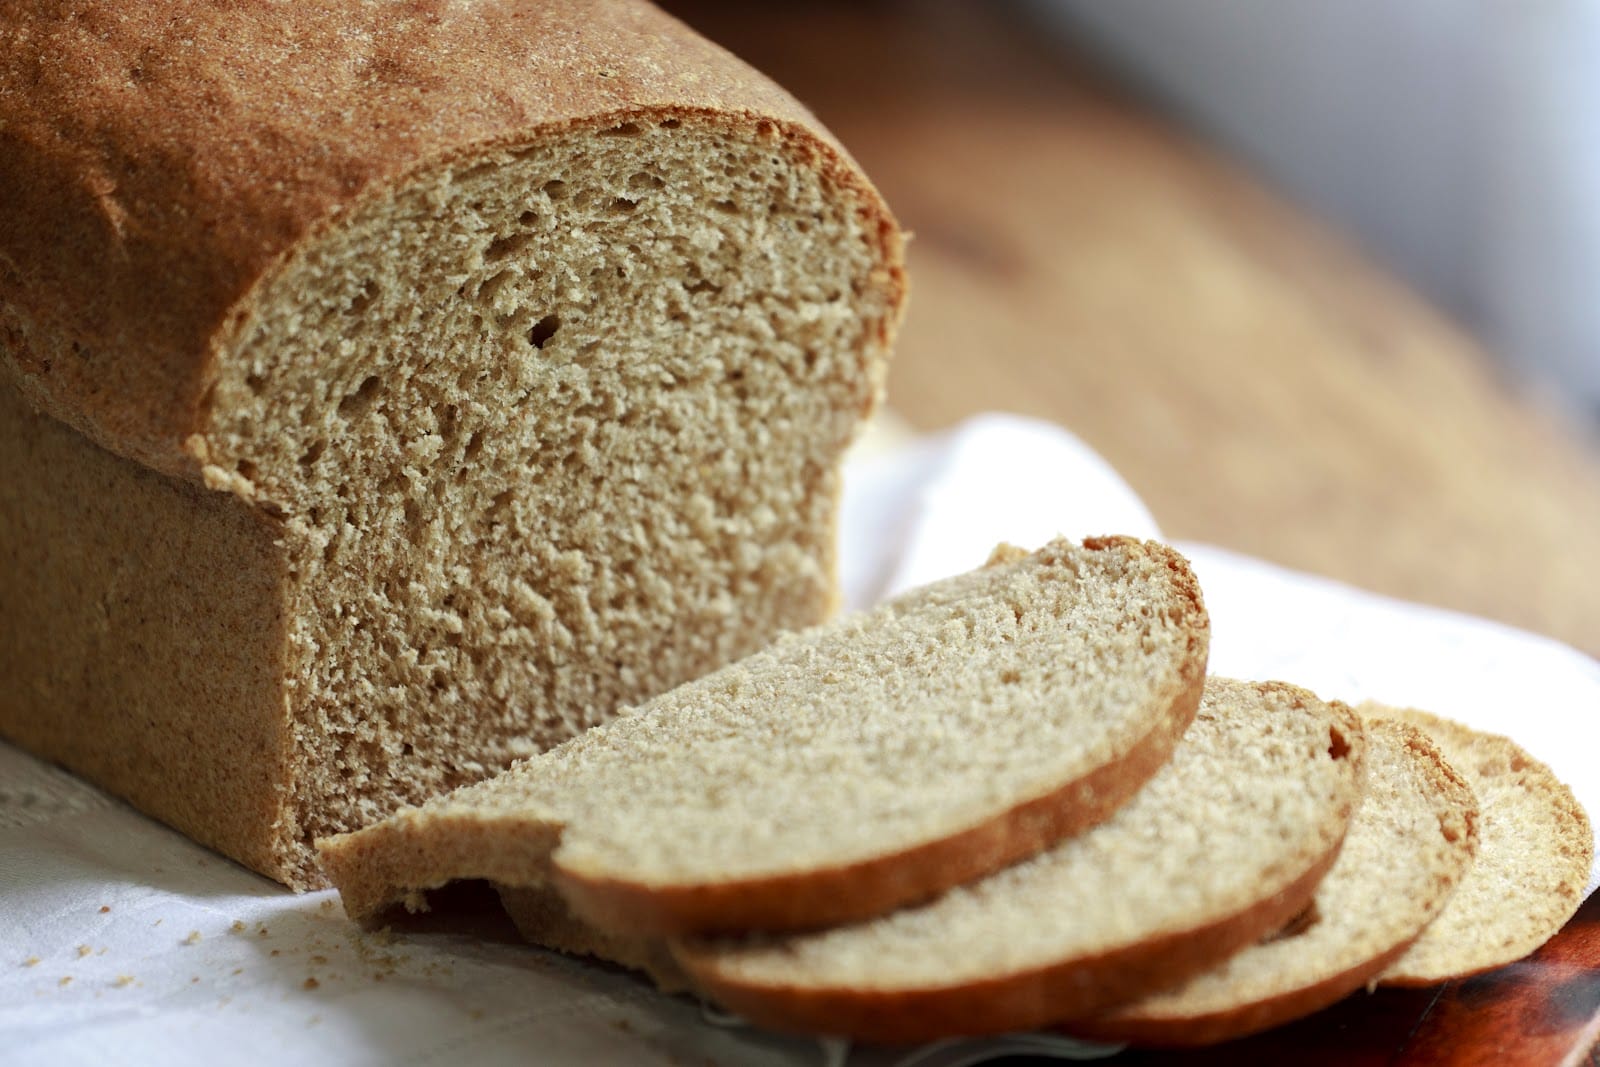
xmin=318 ymin=537 xmax=1211 ymax=934
xmin=670 ymin=679 xmax=1365 ymax=1043
xmin=204 ymin=118 xmax=899 ymax=881
xmin=0 ymin=2 xmax=905 ymax=889
xmin=1076 ymin=720 xmax=1478 ymax=1047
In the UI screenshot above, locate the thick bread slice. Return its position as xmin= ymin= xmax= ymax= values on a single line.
xmin=1360 ymin=704 xmax=1592 ymax=985
xmin=319 ymin=537 xmax=1209 ymax=935
xmin=1076 ymin=720 xmax=1478 ymax=1047
xmin=668 ymin=679 xmax=1365 ymax=1043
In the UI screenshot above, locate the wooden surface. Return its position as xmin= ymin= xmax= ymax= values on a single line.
xmin=664 ymin=3 xmax=1600 ymax=1064
xmin=669 ymin=0 xmax=1600 ymax=659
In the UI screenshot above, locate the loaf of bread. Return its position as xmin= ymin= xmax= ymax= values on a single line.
xmin=0 ymin=0 xmax=906 ymax=888
xmin=319 ymin=537 xmax=1211 ymax=933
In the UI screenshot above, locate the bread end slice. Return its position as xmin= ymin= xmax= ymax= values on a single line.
xmin=1361 ymin=704 xmax=1593 ymax=986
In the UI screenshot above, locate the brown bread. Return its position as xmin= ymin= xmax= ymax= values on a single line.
xmin=0 ymin=0 xmax=906 ymax=887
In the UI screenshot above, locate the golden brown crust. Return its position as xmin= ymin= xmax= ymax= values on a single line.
xmin=673 ymin=831 xmax=1345 ymax=1044
xmin=0 ymin=0 xmax=903 ymax=477
xmin=1066 ymin=939 xmax=1414 ymax=1048
xmin=0 ymin=380 xmax=298 ymax=882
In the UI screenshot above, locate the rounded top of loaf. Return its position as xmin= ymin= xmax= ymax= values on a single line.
xmin=0 ymin=0 xmax=902 ymax=476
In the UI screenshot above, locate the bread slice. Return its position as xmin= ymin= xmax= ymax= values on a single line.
xmin=319 ymin=537 xmax=1209 ymax=935
xmin=0 ymin=0 xmax=906 ymax=887
xmin=666 ymin=679 xmax=1365 ymax=1043
xmin=1074 ymin=719 xmax=1478 ymax=1047
xmin=497 ymin=883 xmax=692 ymax=994
xmin=1360 ymin=704 xmax=1592 ymax=985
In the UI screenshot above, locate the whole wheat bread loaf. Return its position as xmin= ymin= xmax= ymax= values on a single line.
xmin=1360 ymin=704 xmax=1592 ymax=985
xmin=1075 ymin=719 xmax=1478 ymax=1047
xmin=318 ymin=537 xmax=1210 ymax=934
xmin=0 ymin=0 xmax=905 ymax=887
xmin=669 ymin=678 xmax=1364 ymax=1042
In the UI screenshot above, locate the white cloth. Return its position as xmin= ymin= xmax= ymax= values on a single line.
xmin=4 ymin=414 xmax=1596 ymax=1065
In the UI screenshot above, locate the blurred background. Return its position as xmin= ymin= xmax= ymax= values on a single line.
xmin=664 ymin=0 xmax=1600 ymax=656
xmin=1037 ymin=0 xmax=1600 ymax=430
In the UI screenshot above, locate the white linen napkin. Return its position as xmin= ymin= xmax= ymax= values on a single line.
xmin=3 ymin=413 xmax=1595 ymax=1066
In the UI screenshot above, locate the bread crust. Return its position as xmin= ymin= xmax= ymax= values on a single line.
xmin=0 ymin=382 xmax=297 ymax=880
xmin=671 ymin=830 xmax=1344 ymax=1043
xmin=667 ymin=685 xmax=1365 ymax=1042
xmin=0 ymin=0 xmax=903 ymax=479
xmin=1072 ymin=721 xmax=1479 ymax=1047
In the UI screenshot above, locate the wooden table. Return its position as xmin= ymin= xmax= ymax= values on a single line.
xmin=665 ymin=3 xmax=1600 ymax=1063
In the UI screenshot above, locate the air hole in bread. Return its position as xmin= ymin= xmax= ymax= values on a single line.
xmin=602 ymin=121 xmax=644 ymax=137
xmin=346 ymin=279 xmax=380 ymax=315
xmin=337 ymin=375 xmax=381 ymax=419
xmin=245 ymin=372 xmax=267 ymax=394
xmin=528 ymin=314 xmax=561 ymax=349
xmin=659 ymin=117 xmax=681 ymax=129
xmin=298 ymin=439 xmax=325 ymax=468
xmin=612 ymin=197 xmax=638 ymax=214
xmin=434 ymin=403 xmax=458 ymax=439
xmin=485 ymin=231 xmax=535 ymax=261
xmin=1329 ymin=726 xmax=1352 ymax=761
xmin=541 ymin=179 xmax=568 ymax=199
xmin=477 ymin=269 xmax=514 ymax=304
